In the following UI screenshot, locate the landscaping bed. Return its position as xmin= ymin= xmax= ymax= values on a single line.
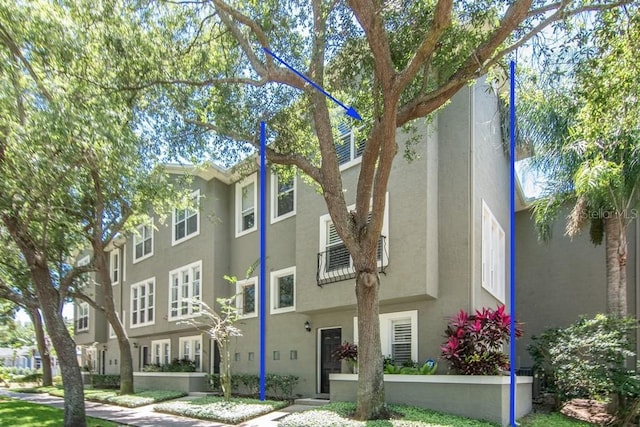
xmin=154 ymin=395 xmax=288 ymax=424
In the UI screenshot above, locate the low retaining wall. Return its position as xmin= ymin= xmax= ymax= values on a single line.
xmin=330 ymin=374 xmax=532 ymax=426
xmin=133 ymin=372 xmax=209 ymax=393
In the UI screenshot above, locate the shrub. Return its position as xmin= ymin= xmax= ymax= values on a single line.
xmin=236 ymin=373 xmax=259 ymax=396
xmin=331 ymin=342 xmax=357 ymax=364
xmin=528 ymin=314 xmax=638 ymax=403
xmin=91 ymin=374 xmax=120 ymax=389
xmin=441 ymin=305 xmax=522 ymax=375
xmin=266 ymin=374 xmax=299 ymax=400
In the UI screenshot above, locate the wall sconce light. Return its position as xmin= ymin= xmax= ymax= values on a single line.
xmin=304 ymin=321 xmax=311 ymax=332
xmin=133 ymin=342 xmax=139 ymax=349
xmin=102 ymin=345 xmax=107 ymax=351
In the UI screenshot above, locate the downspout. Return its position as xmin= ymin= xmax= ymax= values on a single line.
xmin=468 ymin=84 xmax=476 ymax=313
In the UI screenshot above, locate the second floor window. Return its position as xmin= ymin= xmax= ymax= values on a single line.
xmin=173 ymin=190 xmax=200 ymax=245
xmin=131 ymin=278 xmax=155 ymax=327
xmin=169 ymin=261 xmax=201 ymax=320
xmin=235 ymin=174 xmax=257 ymax=237
xmin=134 ymin=222 xmax=153 ymax=263
xmin=76 ymin=302 xmax=89 ymax=332
xmin=109 ymin=249 xmax=120 ymax=285
xmin=236 ymin=277 xmax=257 ymax=318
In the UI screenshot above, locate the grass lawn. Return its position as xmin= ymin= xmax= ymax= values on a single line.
xmin=13 ymin=386 xmax=186 ymax=408
xmin=0 ymin=397 xmax=118 ymax=427
xmin=154 ymin=395 xmax=288 ymax=424
xmin=518 ymin=412 xmax=595 ymax=426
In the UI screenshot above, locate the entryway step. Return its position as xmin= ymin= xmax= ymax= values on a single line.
xmin=294 ymin=398 xmax=330 ymax=406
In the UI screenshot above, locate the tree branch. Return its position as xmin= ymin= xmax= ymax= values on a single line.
xmin=395 ymin=0 xmax=453 ymax=92
xmin=346 ymin=0 xmax=396 ymax=90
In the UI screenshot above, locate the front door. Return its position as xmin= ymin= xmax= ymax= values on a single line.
xmin=319 ymin=327 xmax=342 ymax=394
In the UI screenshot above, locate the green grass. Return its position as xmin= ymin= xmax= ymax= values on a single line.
xmin=154 ymin=395 xmax=288 ymax=424
xmin=518 ymin=412 xmax=595 ymax=426
xmin=278 ymin=402 xmax=500 ymax=426
xmin=0 ymin=397 xmax=118 ymax=427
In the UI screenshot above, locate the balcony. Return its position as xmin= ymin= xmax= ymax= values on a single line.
xmin=316 ymin=236 xmax=387 ymax=286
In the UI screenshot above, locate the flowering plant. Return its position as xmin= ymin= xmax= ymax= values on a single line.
xmin=332 ymin=342 xmax=358 ymax=364
xmin=441 ymin=305 xmax=523 ymax=375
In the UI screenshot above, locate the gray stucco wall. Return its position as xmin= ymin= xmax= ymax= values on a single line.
xmin=515 ymin=207 xmax=638 ymax=367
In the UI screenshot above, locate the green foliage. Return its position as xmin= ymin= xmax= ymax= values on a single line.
xmin=266 ymin=374 xmax=299 ymax=400
xmin=90 ymin=374 xmax=121 ymax=389
xmin=528 ymin=314 xmax=638 ymax=403
xmin=142 ymin=358 xmax=196 ymax=373
xmin=278 ymin=402 xmax=499 ymax=426
xmin=208 ymin=372 xmax=299 ymax=400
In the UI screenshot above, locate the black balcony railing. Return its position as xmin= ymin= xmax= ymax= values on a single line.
xmin=316 ymin=236 xmax=387 ymax=286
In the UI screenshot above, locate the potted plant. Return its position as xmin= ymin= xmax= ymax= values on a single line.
xmin=332 ymin=342 xmax=358 ymax=373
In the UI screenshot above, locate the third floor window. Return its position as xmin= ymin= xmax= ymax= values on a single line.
xmin=271 ymin=172 xmax=296 ymax=223
xmin=173 ymin=190 xmax=200 ymax=245
xmin=133 ymin=221 xmax=153 ymax=263
xmin=235 ymin=174 xmax=257 ymax=237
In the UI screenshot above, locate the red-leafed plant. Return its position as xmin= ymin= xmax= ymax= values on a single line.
xmin=332 ymin=342 xmax=358 ymax=364
xmin=441 ymin=305 xmax=523 ymax=375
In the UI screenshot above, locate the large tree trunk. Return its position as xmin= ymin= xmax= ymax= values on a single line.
xmin=94 ymin=249 xmax=134 ymax=394
xmin=32 ymin=267 xmax=86 ymax=427
xmin=28 ymin=307 xmax=52 ymax=387
xmin=604 ymin=215 xmax=627 ymax=317
xmin=354 ymin=267 xmax=386 ymax=420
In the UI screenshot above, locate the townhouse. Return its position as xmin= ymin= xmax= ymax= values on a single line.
xmin=74 ymin=77 xmax=511 ymax=397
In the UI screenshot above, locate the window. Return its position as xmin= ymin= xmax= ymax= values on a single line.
xmin=130 ymin=278 xmax=155 ymax=327
xmin=236 ymin=277 xmax=257 ymax=318
xmin=235 ymin=174 xmax=257 ymax=237
xmin=133 ymin=221 xmax=153 ymax=263
xmin=173 ymin=190 xmax=200 ymax=245
xmin=110 ymin=249 xmax=120 ymax=285
xmin=270 ymin=267 xmax=296 ymax=314
xmin=271 ymin=172 xmax=296 ymax=223
xmin=353 ymin=310 xmax=418 ymax=365
xmin=77 ymin=255 xmax=90 ymax=267
xmin=76 ymin=302 xmax=89 ymax=332
xmin=179 ymin=335 xmax=202 ymax=371
xmin=109 ymin=312 xmax=124 ymax=338
xmin=482 ymin=200 xmax=506 ymax=302
xmin=336 ymin=124 xmax=366 ymax=170
xmin=151 ymin=339 xmax=171 ymax=366
xmin=318 ymin=194 xmax=389 ymax=281
xmin=168 ymin=261 xmax=201 ymax=320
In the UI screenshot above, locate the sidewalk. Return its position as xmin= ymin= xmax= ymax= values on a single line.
xmin=0 ymin=389 xmax=312 ymax=426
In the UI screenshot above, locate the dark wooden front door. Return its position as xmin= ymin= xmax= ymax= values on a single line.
xmin=320 ymin=328 xmax=342 ymax=393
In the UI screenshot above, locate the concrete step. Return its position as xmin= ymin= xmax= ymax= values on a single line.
xmin=293 ymin=398 xmax=330 ymax=406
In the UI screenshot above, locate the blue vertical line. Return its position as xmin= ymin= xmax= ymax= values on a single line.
xmin=509 ymin=60 xmax=517 ymax=427
xmin=260 ymin=121 xmax=267 ymax=401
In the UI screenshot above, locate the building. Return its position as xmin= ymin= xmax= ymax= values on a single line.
xmin=74 ymin=79 xmax=511 ymax=397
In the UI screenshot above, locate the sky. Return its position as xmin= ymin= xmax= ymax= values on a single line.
xmin=16 ymin=304 xmax=74 ymax=324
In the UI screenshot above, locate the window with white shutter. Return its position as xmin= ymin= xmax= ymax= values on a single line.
xmin=353 ymin=310 xmax=418 ymax=364
xmin=391 ymin=319 xmax=412 ymax=364
xmin=481 ymin=200 xmax=505 ymax=302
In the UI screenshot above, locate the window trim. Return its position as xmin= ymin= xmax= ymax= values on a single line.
xmin=270 ymin=172 xmax=296 ymax=224
xmin=337 ymin=125 xmax=365 ymax=171
xmin=109 ymin=249 xmax=120 ymax=286
xmin=151 ymin=339 xmax=171 ymax=366
xmin=172 ymin=190 xmax=201 ymax=246
xmin=168 ymin=260 xmax=202 ymax=321
xmin=353 ymin=310 xmax=418 ymax=363
xmin=76 ymin=302 xmax=90 ymax=332
xmin=318 ymin=193 xmax=389 ymax=282
xmin=236 ymin=276 xmax=258 ymax=319
xmin=130 ymin=277 xmax=155 ymax=328
xmin=235 ymin=174 xmax=258 ymax=238
xmin=481 ymin=200 xmax=506 ymax=303
xmin=133 ymin=220 xmax=154 ymax=264
xmin=179 ymin=335 xmax=202 ymax=372
xmin=270 ymin=266 xmax=296 ymax=314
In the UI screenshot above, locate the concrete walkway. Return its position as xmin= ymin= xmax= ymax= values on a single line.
xmin=0 ymin=389 xmax=322 ymax=426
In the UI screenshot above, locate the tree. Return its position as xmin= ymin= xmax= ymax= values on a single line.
xmin=0 ymin=241 xmax=54 ymax=386
xmin=521 ymin=5 xmax=640 ymax=317
xmin=121 ymin=0 xmax=636 ymax=419
xmin=0 ymin=1 xmax=187 ymax=424
xmin=137 ymin=0 xmax=631 ymax=419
